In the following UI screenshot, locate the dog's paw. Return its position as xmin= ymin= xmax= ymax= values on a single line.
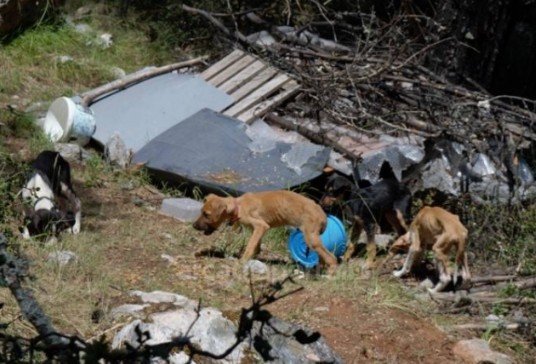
xmin=22 ymin=229 xmax=31 ymax=240
xmin=361 ymin=260 xmax=378 ymax=271
xmin=392 ymin=269 xmax=405 ymax=278
xmin=45 ymin=236 xmax=58 ymax=245
xmin=72 ymin=225 xmax=81 ymax=234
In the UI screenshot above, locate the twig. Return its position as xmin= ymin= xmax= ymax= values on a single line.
xmin=449 ymin=323 xmax=521 ymax=331
xmin=181 ymin=4 xmax=249 ymax=44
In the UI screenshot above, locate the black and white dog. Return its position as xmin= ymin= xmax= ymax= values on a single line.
xmin=21 ymin=151 xmax=81 ymax=239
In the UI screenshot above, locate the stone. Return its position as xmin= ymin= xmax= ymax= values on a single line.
xmin=160 ymin=198 xmax=202 ymax=222
xmin=47 ymin=250 xmax=77 ymax=266
xmin=111 ymin=290 xmax=342 ymax=363
xmin=129 ymin=290 xmax=196 ymax=308
xmin=112 ymin=308 xmax=248 ymax=364
xmin=105 ymin=132 xmax=130 ymax=168
xmin=243 ymin=259 xmax=269 ymax=275
xmin=109 ymin=66 xmax=126 ymax=79
xmin=54 ymin=143 xmax=91 ymax=162
xmin=110 ymin=304 xmax=149 ymax=320
xmin=453 ymin=339 xmax=514 ymax=364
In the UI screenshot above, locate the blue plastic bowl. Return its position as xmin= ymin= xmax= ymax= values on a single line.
xmin=288 ymin=215 xmax=348 ymax=269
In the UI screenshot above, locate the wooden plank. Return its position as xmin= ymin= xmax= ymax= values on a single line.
xmin=223 ymin=73 xmax=292 ymax=118
xmin=209 ymin=55 xmax=257 ymax=87
xmin=227 ymin=67 xmax=278 ymax=102
xmin=200 ymin=49 xmax=245 ymax=81
xmin=219 ymin=60 xmax=267 ymax=94
xmin=238 ymin=82 xmax=301 ymax=123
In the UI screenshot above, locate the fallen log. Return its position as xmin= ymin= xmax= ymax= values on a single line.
xmin=431 ymin=292 xmax=536 ymax=305
xmin=80 ymin=56 xmax=209 ymax=107
xmin=265 ymin=112 xmax=362 ymax=160
xmin=469 ymin=276 xmax=536 ymax=293
xmin=470 ymin=275 xmax=517 ymax=284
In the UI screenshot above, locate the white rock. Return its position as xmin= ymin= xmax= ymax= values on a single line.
xmin=47 ymin=251 xmax=77 ymax=266
xmin=105 ymin=133 xmax=130 ymax=168
xmin=243 ymin=259 xmax=269 ymax=275
xmin=129 ymin=290 xmax=196 ymax=308
xmin=112 ymin=308 xmax=246 ymax=363
xmin=110 ymin=304 xmax=150 ymax=319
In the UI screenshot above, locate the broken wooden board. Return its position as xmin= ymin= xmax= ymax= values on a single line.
xmin=201 ymin=49 xmax=301 ymax=123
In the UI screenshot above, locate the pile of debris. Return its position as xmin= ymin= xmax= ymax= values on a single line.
xmin=182 ymin=4 xmax=536 ymax=203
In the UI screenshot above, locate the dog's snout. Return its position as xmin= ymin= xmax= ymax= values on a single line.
xmin=193 ymin=217 xmax=216 ymax=235
xmin=203 ymin=226 xmax=216 ymax=235
xmin=319 ymin=195 xmax=336 ymax=208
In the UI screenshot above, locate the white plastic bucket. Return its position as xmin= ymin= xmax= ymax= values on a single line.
xmin=43 ymin=97 xmax=96 ymax=145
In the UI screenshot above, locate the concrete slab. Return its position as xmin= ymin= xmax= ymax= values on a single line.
xmin=89 ymin=72 xmax=233 ymax=153
xmin=133 ymin=109 xmax=331 ymax=194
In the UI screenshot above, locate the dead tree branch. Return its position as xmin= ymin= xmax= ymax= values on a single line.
xmin=80 ymin=56 xmax=208 ymax=107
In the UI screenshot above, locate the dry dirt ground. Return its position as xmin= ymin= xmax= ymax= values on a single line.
xmin=82 ymin=160 xmax=466 ymax=363
xmin=0 ymin=142 xmax=521 ymax=363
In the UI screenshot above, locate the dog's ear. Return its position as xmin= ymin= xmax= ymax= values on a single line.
xmin=331 ymin=176 xmax=353 ymax=194
xmin=205 ymin=194 xmax=217 ymax=202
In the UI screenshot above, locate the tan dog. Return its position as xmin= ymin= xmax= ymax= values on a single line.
xmin=193 ymin=191 xmax=338 ymax=273
xmin=392 ymin=206 xmax=471 ymax=293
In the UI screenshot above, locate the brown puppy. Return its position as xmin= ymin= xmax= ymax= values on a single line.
xmin=392 ymin=206 xmax=471 ymax=293
xmin=193 ymin=191 xmax=338 ymax=273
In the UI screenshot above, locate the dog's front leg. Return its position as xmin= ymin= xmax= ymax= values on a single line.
xmin=429 ymin=233 xmax=452 ymax=293
xmin=362 ymin=223 xmax=378 ymax=270
xmin=393 ymin=248 xmax=419 ymax=277
xmin=22 ymin=226 xmax=31 ymax=240
xmin=241 ymin=220 xmax=269 ymax=261
xmin=342 ymin=218 xmax=363 ymax=262
xmin=61 ymin=182 xmax=81 ymax=234
xmin=428 ymin=259 xmax=451 ymax=293
xmin=393 ymin=230 xmax=421 ymax=277
xmin=302 ymin=225 xmax=338 ymax=274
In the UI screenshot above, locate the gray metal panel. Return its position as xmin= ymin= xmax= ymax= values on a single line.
xmin=133 ymin=109 xmax=331 ymax=194
xmin=90 ymin=72 xmax=234 ymax=152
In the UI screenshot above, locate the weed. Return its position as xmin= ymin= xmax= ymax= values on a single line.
xmin=0 ymin=108 xmax=37 ymax=139
xmin=83 ymin=153 xmax=109 ymax=187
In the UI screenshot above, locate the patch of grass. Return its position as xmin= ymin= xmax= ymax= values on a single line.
xmin=83 ymin=152 xmax=110 ymax=187
xmin=0 ymin=108 xmax=37 ymax=138
xmin=0 ymin=12 xmax=177 ymax=107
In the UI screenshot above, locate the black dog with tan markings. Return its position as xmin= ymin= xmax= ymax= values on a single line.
xmin=320 ymin=173 xmax=411 ymax=269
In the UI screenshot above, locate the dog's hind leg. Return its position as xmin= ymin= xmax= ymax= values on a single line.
xmin=429 ymin=233 xmax=453 ymax=293
xmin=302 ymin=225 xmax=338 ymax=274
xmin=61 ymin=182 xmax=81 ymax=234
xmin=455 ymin=242 xmax=471 ymax=287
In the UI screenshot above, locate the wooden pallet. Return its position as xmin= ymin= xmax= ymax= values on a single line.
xmin=201 ymin=49 xmax=301 ymax=124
